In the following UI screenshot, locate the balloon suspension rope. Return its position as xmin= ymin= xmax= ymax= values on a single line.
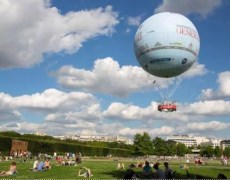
xmin=153 ymin=80 xmax=165 ymax=101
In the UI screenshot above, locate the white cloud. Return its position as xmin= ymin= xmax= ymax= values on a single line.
xmin=0 ymin=93 xmax=22 ymax=122
xmin=182 ymin=62 xmax=208 ymax=78
xmin=127 ymin=15 xmax=143 ymax=26
xmin=13 ymin=89 xmax=97 ymax=112
xmin=0 ymin=88 xmax=102 ymax=134
xmin=54 ymin=57 xmax=154 ymax=97
xmin=0 ymin=109 xmax=21 ymax=123
xmin=0 ymin=0 xmax=119 ymax=68
xmin=154 ymin=0 xmax=222 ymax=18
xmin=185 ymin=100 xmax=230 ymax=116
xmin=0 ymin=89 xmax=100 ymax=119
xmin=201 ymin=71 xmax=230 ymax=100
xmin=0 ymin=121 xmax=40 ymax=133
xmin=54 ymin=57 xmax=207 ymax=97
xmin=184 ymin=121 xmax=230 ymax=132
xmin=45 ymin=104 xmax=102 ymax=123
xmin=102 ymin=99 xmax=230 ymax=124
xmin=118 ymin=126 xmax=174 ymax=137
xmin=103 ymin=101 xmax=190 ymax=122
xmin=1 ymin=88 xmax=230 ymax=138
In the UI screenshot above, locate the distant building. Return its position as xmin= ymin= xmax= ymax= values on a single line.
xmin=34 ymin=130 xmax=46 ymax=136
xmin=220 ymin=140 xmax=230 ymax=150
xmin=167 ymin=134 xmax=221 ymax=148
xmin=54 ymin=134 xmax=133 ymax=145
xmin=167 ymin=135 xmax=197 ymax=147
xmin=193 ymin=136 xmax=210 ymax=145
xmin=211 ymin=139 xmax=221 ymax=148
xmin=194 ymin=137 xmax=221 ymax=148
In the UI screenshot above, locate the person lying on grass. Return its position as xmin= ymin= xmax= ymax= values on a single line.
xmin=0 ymin=162 xmax=17 ymax=176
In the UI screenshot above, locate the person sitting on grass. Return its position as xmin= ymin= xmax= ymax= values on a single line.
xmin=153 ymin=163 xmax=165 ymax=179
xmin=142 ymin=161 xmax=153 ymax=178
xmin=136 ymin=161 xmax=143 ymax=168
xmin=45 ymin=159 xmax=51 ymax=170
xmin=0 ymin=162 xmax=17 ymax=176
xmin=37 ymin=161 xmax=45 ymax=171
xmin=164 ymin=162 xmax=174 ymax=179
xmin=217 ymin=173 xmax=227 ymax=179
xmin=78 ymin=167 xmax=93 ymax=178
xmin=28 ymin=159 xmax=39 ymax=171
xmin=117 ymin=162 xmax=125 ymax=170
xmin=124 ymin=166 xmax=138 ymax=179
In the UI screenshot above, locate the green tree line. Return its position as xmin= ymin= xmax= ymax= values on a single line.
xmin=132 ymin=132 xmax=230 ymax=157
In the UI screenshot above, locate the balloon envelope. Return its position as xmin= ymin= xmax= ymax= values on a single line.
xmin=134 ymin=12 xmax=200 ymax=78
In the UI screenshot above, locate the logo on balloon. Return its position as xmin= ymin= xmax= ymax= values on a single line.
xmin=176 ymin=25 xmax=199 ymax=41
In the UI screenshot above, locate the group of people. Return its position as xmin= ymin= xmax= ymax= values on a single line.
xmin=10 ymin=150 xmax=31 ymax=158
xmin=55 ymin=152 xmax=82 ymax=166
xmin=124 ymin=161 xmax=174 ymax=179
xmin=195 ymin=157 xmax=203 ymax=165
xmin=31 ymin=158 xmax=51 ymax=171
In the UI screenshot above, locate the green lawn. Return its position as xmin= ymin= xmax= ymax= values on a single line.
xmin=0 ymin=158 xmax=229 ymax=179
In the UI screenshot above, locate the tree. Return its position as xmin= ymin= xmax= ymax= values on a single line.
xmin=223 ymin=147 xmax=230 ymax=157
xmin=132 ymin=132 xmax=154 ymax=156
xmin=200 ymin=145 xmax=214 ymax=157
xmin=165 ymin=140 xmax=177 ymax=156
xmin=176 ymin=143 xmax=187 ymax=156
xmin=152 ymin=137 xmax=167 ymax=156
xmin=214 ymin=146 xmax=222 ymax=157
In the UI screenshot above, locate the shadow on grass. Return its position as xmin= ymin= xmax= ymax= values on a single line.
xmin=103 ymin=170 xmax=215 ymax=179
xmin=103 ymin=170 xmax=125 ymax=179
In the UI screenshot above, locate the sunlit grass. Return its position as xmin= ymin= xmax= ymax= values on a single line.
xmin=0 ymin=158 xmax=229 ymax=179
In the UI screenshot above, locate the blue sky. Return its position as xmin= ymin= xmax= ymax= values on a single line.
xmin=0 ymin=0 xmax=230 ymax=140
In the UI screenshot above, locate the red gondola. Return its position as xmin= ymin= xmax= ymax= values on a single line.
xmin=158 ymin=102 xmax=177 ymax=112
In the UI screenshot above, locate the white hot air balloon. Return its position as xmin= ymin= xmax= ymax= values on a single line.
xmin=134 ymin=12 xmax=200 ymax=112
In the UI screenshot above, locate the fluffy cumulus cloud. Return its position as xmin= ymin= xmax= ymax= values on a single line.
xmin=185 ymin=100 xmax=230 ymax=116
xmin=0 ymin=93 xmax=22 ymax=122
xmin=103 ymin=102 xmax=190 ymax=122
xmin=184 ymin=121 xmax=230 ymax=132
xmin=13 ymin=89 xmax=97 ymax=112
xmin=118 ymin=126 xmax=174 ymax=137
xmin=182 ymin=62 xmax=208 ymax=78
xmin=0 ymin=88 xmax=103 ymax=135
xmin=54 ymin=57 xmax=154 ymax=97
xmin=45 ymin=103 xmax=102 ymax=123
xmin=0 ymin=122 xmax=40 ymax=133
xmin=53 ymin=57 xmax=207 ymax=97
xmin=0 ymin=88 xmax=98 ymax=118
xmin=1 ymin=87 xmax=230 ymax=137
xmin=154 ymin=0 xmax=223 ymax=18
xmin=104 ymin=99 xmax=230 ymax=123
xmin=201 ymin=71 xmax=230 ymax=100
xmin=0 ymin=0 xmax=119 ymax=68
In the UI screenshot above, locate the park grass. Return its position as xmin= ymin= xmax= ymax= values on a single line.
xmin=0 ymin=158 xmax=230 ymax=179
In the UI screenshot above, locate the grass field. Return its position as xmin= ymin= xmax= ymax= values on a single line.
xmin=0 ymin=158 xmax=229 ymax=179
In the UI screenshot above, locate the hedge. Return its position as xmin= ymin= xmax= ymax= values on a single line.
xmin=0 ymin=136 xmax=131 ymax=157
xmin=0 ymin=136 xmax=12 ymax=154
